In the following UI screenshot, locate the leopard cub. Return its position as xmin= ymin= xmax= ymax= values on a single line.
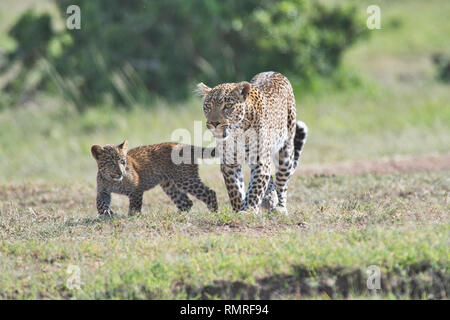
xmin=91 ymin=140 xmax=218 ymax=216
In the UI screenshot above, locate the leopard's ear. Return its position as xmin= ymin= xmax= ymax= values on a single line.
xmin=235 ymin=81 xmax=251 ymax=102
xmin=91 ymin=145 xmax=104 ymax=160
xmin=118 ymin=140 xmax=128 ymax=153
xmin=195 ymin=82 xmax=211 ymax=98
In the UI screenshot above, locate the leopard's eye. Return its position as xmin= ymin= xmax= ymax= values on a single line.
xmin=223 ymin=104 xmax=232 ymax=114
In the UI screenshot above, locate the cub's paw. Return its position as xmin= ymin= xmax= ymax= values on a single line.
xmin=207 ymin=202 xmax=218 ymax=212
xmin=100 ymin=209 xmax=115 ymax=217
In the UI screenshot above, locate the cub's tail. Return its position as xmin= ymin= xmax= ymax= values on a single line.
xmin=292 ymin=121 xmax=308 ymax=171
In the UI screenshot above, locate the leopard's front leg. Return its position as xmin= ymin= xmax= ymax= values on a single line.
xmin=242 ymin=162 xmax=271 ymax=213
xmin=220 ymin=163 xmax=245 ymax=212
xmin=96 ymin=188 xmax=114 ymax=216
xmin=261 ymin=176 xmax=278 ymax=211
xmin=274 ymin=142 xmax=295 ymax=214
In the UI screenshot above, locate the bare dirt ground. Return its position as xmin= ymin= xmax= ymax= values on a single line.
xmin=296 ymin=153 xmax=450 ymax=177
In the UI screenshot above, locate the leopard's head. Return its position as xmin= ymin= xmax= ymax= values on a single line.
xmin=196 ymin=81 xmax=251 ymax=140
xmin=91 ymin=140 xmax=128 ymax=182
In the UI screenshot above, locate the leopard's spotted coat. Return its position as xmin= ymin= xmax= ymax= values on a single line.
xmin=197 ymin=71 xmax=307 ymax=214
xmin=91 ymin=141 xmax=218 ymax=216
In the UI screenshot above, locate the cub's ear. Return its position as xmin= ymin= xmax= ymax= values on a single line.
xmin=195 ymin=82 xmax=211 ymax=98
xmin=91 ymin=145 xmax=104 ymax=160
xmin=118 ymin=140 xmax=128 ymax=153
xmin=235 ymin=81 xmax=251 ymax=102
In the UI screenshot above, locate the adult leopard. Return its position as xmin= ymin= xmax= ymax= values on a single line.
xmin=197 ymin=71 xmax=307 ymax=214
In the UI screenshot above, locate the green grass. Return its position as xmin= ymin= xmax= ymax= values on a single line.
xmin=1 ymin=171 xmax=448 ymax=299
xmin=347 ymin=0 xmax=450 ymax=56
xmin=0 ymin=0 xmax=449 ymax=300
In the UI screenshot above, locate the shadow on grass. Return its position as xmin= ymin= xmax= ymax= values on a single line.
xmin=185 ymin=263 xmax=449 ymax=299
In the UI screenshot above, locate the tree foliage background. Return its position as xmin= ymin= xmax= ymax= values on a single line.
xmin=2 ymin=0 xmax=367 ymax=110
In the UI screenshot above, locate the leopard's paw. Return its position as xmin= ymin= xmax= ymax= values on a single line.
xmin=238 ymin=206 xmax=260 ymax=215
xmin=270 ymin=206 xmax=288 ymax=215
xmin=261 ymin=193 xmax=278 ymax=212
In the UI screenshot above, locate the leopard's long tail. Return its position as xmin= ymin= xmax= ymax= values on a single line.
xmin=292 ymin=121 xmax=308 ymax=171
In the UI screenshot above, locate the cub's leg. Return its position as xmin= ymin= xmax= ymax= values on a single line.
xmin=220 ymin=163 xmax=245 ymax=212
xmin=274 ymin=142 xmax=295 ymax=214
xmin=173 ymin=175 xmax=218 ymax=212
xmin=128 ymin=191 xmax=143 ymax=216
xmin=242 ymin=162 xmax=271 ymax=213
xmin=96 ymin=189 xmax=115 ymax=216
xmin=160 ymin=180 xmax=193 ymax=212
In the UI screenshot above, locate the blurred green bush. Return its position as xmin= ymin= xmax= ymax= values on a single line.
xmin=432 ymin=53 xmax=450 ymax=83
xmin=2 ymin=0 xmax=367 ymax=109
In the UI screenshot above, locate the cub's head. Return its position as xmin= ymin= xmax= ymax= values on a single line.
xmin=196 ymin=81 xmax=250 ymax=140
xmin=91 ymin=140 xmax=128 ymax=182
